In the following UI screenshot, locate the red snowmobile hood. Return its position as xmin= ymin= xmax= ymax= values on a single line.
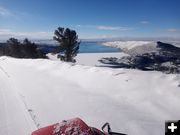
xmin=31 ymin=118 xmax=106 ymax=135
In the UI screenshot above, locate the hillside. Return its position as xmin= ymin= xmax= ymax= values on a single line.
xmin=101 ymin=41 xmax=180 ymax=73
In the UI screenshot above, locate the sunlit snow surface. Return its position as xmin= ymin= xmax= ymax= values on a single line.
xmin=0 ymin=53 xmax=180 ymax=135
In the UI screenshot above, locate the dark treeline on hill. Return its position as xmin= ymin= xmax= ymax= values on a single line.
xmin=0 ymin=38 xmax=47 ymax=58
xmin=0 ymin=27 xmax=80 ymax=62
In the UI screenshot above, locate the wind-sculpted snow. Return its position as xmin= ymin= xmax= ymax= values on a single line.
xmin=0 ymin=56 xmax=180 ymax=135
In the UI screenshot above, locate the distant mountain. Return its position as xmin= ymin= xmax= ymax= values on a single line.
xmin=99 ymin=41 xmax=180 ymax=73
xmin=157 ymin=41 xmax=180 ymax=53
xmin=103 ymin=41 xmax=180 ymax=56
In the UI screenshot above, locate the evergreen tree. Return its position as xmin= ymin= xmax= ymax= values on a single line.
xmin=53 ymin=27 xmax=80 ymax=62
xmin=3 ymin=37 xmax=47 ymax=58
xmin=22 ymin=38 xmax=37 ymax=58
xmin=7 ymin=38 xmax=21 ymax=57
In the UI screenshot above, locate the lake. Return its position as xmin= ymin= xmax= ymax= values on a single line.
xmin=79 ymin=42 xmax=120 ymax=53
xmin=38 ymin=42 xmax=120 ymax=54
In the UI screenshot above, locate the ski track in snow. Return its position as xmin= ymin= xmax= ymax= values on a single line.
xmin=0 ymin=65 xmax=10 ymax=78
xmin=19 ymin=93 xmax=41 ymax=129
xmin=0 ymin=59 xmax=37 ymax=135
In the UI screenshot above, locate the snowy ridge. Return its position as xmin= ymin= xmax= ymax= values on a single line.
xmin=0 ymin=56 xmax=180 ymax=135
xmin=102 ymin=41 xmax=157 ymax=55
xmin=103 ymin=41 xmax=152 ymax=50
xmin=102 ymin=41 xmax=180 ymax=56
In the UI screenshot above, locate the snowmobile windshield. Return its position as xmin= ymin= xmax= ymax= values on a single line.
xmin=91 ymin=127 xmax=105 ymax=135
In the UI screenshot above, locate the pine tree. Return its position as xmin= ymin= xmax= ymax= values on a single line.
xmin=22 ymin=38 xmax=37 ymax=58
xmin=7 ymin=38 xmax=21 ymax=57
xmin=53 ymin=27 xmax=80 ymax=62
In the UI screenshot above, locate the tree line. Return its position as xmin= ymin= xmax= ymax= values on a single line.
xmin=0 ymin=38 xmax=47 ymax=58
xmin=0 ymin=27 xmax=80 ymax=62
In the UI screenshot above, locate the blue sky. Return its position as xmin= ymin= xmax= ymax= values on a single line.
xmin=0 ymin=0 xmax=179 ymax=40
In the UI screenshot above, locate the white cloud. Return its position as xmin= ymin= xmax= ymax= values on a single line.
xmin=77 ymin=25 xmax=82 ymax=27
xmin=0 ymin=6 xmax=28 ymax=20
xmin=76 ymin=25 xmax=133 ymax=31
xmin=0 ymin=29 xmax=52 ymax=40
xmin=0 ymin=29 xmax=11 ymax=33
xmin=96 ymin=25 xmax=132 ymax=31
xmin=76 ymin=25 xmax=95 ymax=28
xmin=167 ymin=28 xmax=179 ymax=32
xmin=140 ymin=21 xmax=149 ymax=24
xmin=81 ymin=34 xmax=118 ymax=39
xmin=0 ymin=6 xmax=12 ymax=17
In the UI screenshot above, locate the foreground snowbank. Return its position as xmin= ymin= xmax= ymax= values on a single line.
xmin=0 ymin=56 xmax=180 ymax=135
xmin=0 ymin=63 xmax=37 ymax=135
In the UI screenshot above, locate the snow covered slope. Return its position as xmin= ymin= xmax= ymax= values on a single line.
xmin=103 ymin=41 xmax=152 ymax=49
xmin=102 ymin=41 xmax=157 ymax=55
xmin=0 ymin=56 xmax=180 ymax=135
xmin=102 ymin=41 xmax=180 ymax=56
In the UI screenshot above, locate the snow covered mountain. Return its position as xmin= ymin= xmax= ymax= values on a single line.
xmin=102 ymin=41 xmax=180 ymax=56
xmin=101 ymin=41 xmax=180 ymax=73
xmin=103 ymin=41 xmax=156 ymax=55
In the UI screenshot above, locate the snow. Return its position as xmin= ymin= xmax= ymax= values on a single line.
xmin=0 ymin=55 xmax=180 ymax=135
xmin=102 ymin=41 xmax=180 ymax=56
xmin=102 ymin=41 xmax=157 ymax=55
xmin=102 ymin=41 xmax=153 ymax=49
xmin=53 ymin=118 xmax=90 ymax=135
xmin=47 ymin=52 xmax=129 ymax=66
xmin=0 ymin=59 xmax=37 ymax=135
